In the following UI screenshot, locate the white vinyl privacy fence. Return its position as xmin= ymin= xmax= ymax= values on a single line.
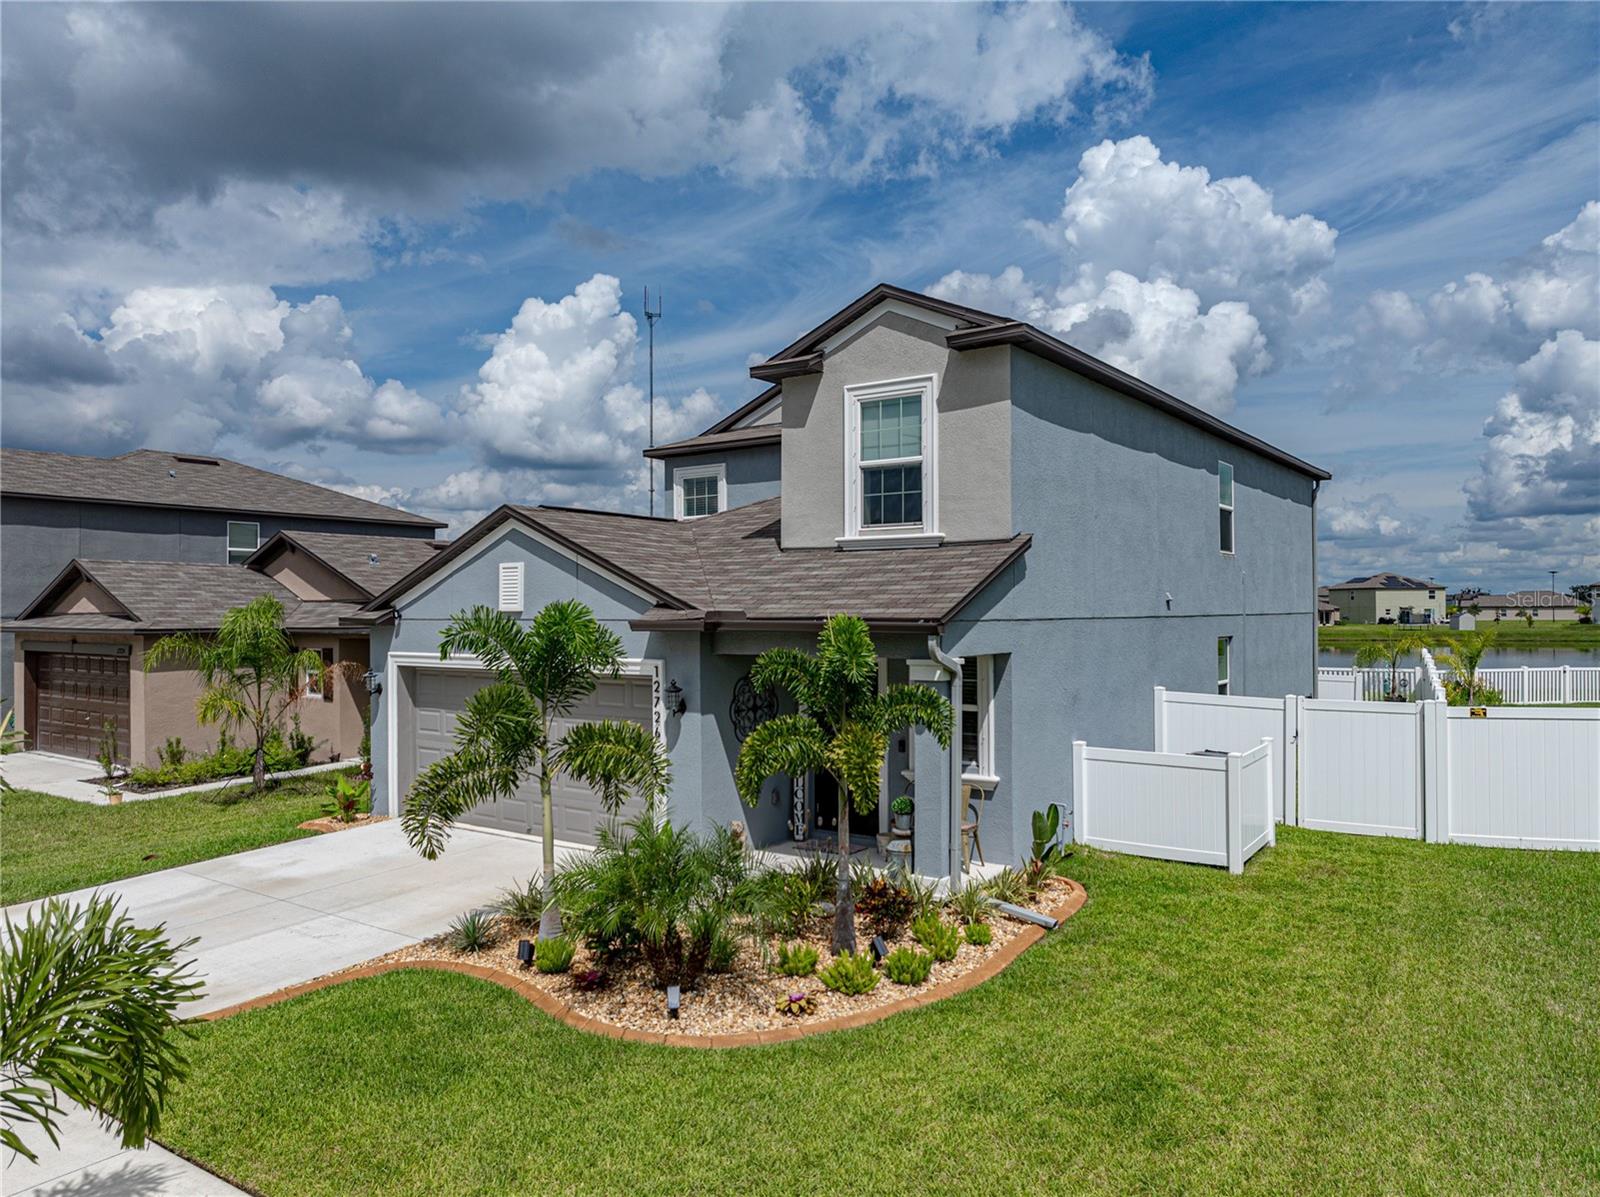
xmin=1318 ymin=662 xmax=1600 ymax=704
xmin=1150 ymin=687 xmax=1599 ymax=852
xmin=1071 ymin=739 xmax=1274 ymax=874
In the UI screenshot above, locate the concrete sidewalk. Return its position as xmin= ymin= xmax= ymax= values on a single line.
xmin=2 ymin=820 xmax=558 ymax=1194
xmin=0 ymin=750 xmax=350 ymax=804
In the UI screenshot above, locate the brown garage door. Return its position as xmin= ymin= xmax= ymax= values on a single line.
xmin=411 ymin=669 xmax=654 ymax=844
xmin=31 ymin=652 xmax=131 ymax=762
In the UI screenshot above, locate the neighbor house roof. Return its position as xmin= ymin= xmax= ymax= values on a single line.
xmin=1456 ymin=590 xmax=1578 ymax=609
xmin=4 ymin=560 xmax=364 ymax=634
xmin=1333 ymin=573 xmax=1437 ymax=590
xmin=744 ymin=283 xmax=1331 ymax=482
xmin=244 ymin=530 xmax=449 ymax=597
xmin=360 ymin=498 xmax=1030 ymax=632
xmin=0 ymin=447 xmax=443 ymax=528
xmin=642 ymin=424 xmax=781 ymax=460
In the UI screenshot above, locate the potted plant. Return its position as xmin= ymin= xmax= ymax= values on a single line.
xmin=890 ymin=794 xmax=914 ymax=833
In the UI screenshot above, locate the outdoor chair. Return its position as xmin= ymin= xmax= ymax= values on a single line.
xmin=960 ymin=783 xmax=986 ymax=871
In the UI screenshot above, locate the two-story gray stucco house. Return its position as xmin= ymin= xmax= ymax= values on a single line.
xmin=1 ymin=448 xmax=443 ymax=761
xmin=357 ymin=284 xmax=1329 ymax=886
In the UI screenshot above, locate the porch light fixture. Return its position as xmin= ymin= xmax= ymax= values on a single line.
xmin=362 ymin=669 xmax=383 ymax=696
xmin=665 ymin=679 xmax=686 ymax=716
xmin=517 ymin=940 xmax=533 ymax=969
xmin=870 ymin=935 xmax=890 ymax=963
xmin=666 ymin=984 xmax=681 ymax=1019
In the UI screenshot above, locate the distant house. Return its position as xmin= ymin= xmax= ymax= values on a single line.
xmin=1450 ymin=588 xmax=1584 ymax=623
xmin=1 ymin=448 xmax=444 ymax=761
xmin=1327 ymin=573 xmax=1444 ymax=624
xmin=1317 ymin=587 xmax=1340 ymax=626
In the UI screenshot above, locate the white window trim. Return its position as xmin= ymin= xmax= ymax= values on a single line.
xmin=1218 ymin=461 xmax=1235 ymax=556
xmin=960 ymin=655 xmax=998 ymax=786
xmin=839 ymin=373 xmax=941 ymax=548
xmin=673 ymin=462 xmax=726 ymax=520
xmin=1217 ymin=636 xmax=1232 ymax=695
xmin=226 ymin=520 xmax=260 ymax=565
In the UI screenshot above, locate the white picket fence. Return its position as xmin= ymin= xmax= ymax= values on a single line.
xmin=1315 ymin=666 xmax=1422 ymax=701
xmin=1151 ymin=687 xmax=1599 ymax=852
xmin=1071 ymin=738 xmax=1274 ymax=874
xmin=1318 ymin=662 xmax=1600 ymax=704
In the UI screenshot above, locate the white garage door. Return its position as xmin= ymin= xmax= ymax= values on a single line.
xmin=411 ymin=670 xmax=655 ymax=844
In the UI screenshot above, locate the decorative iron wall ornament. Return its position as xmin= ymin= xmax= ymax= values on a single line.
xmin=729 ymin=675 xmax=778 ymax=741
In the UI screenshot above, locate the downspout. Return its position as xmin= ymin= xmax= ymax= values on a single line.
xmin=927 ymin=634 xmax=965 ymax=893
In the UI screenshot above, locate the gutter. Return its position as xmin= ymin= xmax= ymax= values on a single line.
xmin=925 ymin=634 xmax=966 ymax=893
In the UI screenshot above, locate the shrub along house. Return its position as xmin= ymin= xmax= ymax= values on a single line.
xmin=358 ymin=284 xmax=1328 ymax=886
xmin=4 ymin=527 xmax=446 ymax=767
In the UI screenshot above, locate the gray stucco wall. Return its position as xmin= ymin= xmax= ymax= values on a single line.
xmin=941 ymin=349 xmax=1317 ymax=865
xmin=779 ymin=312 xmax=1012 ymax=548
xmin=0 ymin=496 xmax=435 ymax=711
xmin=663 ymin=444 xmax=781 ymax=516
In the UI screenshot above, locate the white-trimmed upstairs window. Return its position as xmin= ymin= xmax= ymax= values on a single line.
xmin=1218 ymin=461 xmax=1235 ymax=554
xmin=1217 ymin=636 xmax=1232 ymax=695
xmin=674 ymin=464 xmax=725 ymax=520
xmin=842 ymin=374 xmax=940 ymax=547
xmin=960 ymin=655 xmax=996 ymax=784
xmin=498 ymin=562 xmax=524 ymax=612
xmin=227 ymin=521 xmax=260 ymax=565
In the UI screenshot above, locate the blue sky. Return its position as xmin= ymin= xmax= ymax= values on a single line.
xmin=3 ymin=2 xmax=1595 ymax=590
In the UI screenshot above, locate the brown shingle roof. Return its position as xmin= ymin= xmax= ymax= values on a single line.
xmin=1334 ymin=573 xmax=1436 ymax=590
xmin=642 ymin=425 xmax=781 ymax=460
xmin=5 ymin=560 xmax=365 ymax=633
xmin=0 ymin=447 xmax=442 ymax=527
xmin=248 ymin=531 xmax=448 ymax=597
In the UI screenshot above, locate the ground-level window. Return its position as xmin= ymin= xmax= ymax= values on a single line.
xmin=674 ymin=465 xmax=725 ymax=520
xmin=1217 ymin=636 xmax=1232 ymax=695
xmin=960 ymin=655 xmax=996 ymax=782
xmin=1218 ymin=461 xmax=1235 ymax=554
xmin=227 ymin=520 xmax=260 ymax=565
xmin=306 ymin=647 xmax=334 ymax=701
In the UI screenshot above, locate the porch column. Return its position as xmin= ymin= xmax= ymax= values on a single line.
xmin=907 ymin=659 xmax=955 ymax=889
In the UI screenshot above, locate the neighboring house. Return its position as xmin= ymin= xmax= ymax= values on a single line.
xmin=1317 ymin=587 xmax=1341 ymax=626
xmin=1 ymin=447 xmax=444 ymax=759
xmin=357 ymin=283 xmax=1329 ymax=882
xmin=1327 ymin=573 xmax=1444 ymax=624
xmin=1451 ymin=588 xmax=1584 ymax=622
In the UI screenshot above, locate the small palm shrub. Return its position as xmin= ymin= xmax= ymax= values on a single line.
xmin=763 ymin=871 xmax=823 ymax=937
xmin=912 ymin=914 xmax=960 ymax=962
xmin=534 ymin=935 xmax=576 ymax=974
xmin=949 ymin=883 xmax=989 ymax=927
xmin=818 ymin=950 xmax=879 ymax=995
xmin=882 ymin=947 xmax=933 ymax=985
xmin=965 ymin=922 xmax=992 ymax=946
xmin=774 ymin=990 xmax=815 ymax=1017
xmin=495 ymin=878 xmax=546 ymax=926
xmin=856 ymin=875 xmax=915 ymax=938
xmin=774 ymin=942 xmax=819 ymax=977
xmin=984 ymin=866 xmax=1031 ymax=907
xmin=449 ymin=910 xmax=498 ymax=954
xmin=706 ymin=928 xmax=739 ymax=974
xmin=792 ymin=854 xmax=838 ymax=905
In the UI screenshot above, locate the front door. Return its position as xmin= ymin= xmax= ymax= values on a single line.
xmin=811 ymin=772 xmax=878 ymax=837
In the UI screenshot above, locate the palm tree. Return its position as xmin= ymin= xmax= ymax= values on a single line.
xmin=1437 ymin=627 xmax=1498 ymax=705
xmin=401 ymin=600 xmax=671 ymax=940
xmin=734 ymin=614 xmax=952 ymax=955
xmin=1353 ymin=631 xmax=1428 ymax=700
xmin=145 ymin=594 xmax=332 ymax=791
xmin=2 ymin=895 xmax=201 ymax=1163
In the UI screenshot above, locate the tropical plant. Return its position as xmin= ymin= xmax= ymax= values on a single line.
xmin=734 ymin=614 xmax=952 ymax=954
xmin=762 ymin=872 xmax=823 ymax=938
xmin=572 ymin=968 xmax=608 ymax=992
xmin=1353 ymin=631 xmax=1428 ymax=700
xmin=534 ymin=935 xmax=576 ymax=974
xmin=949 ymin=883 xmax=990 ymax=927
xmin=984 ymin=867 xmax=1031 ymax=906
xmin=965 ymin=922 xmax=993 ymax=946
xmin=0 ymin=707 xmax=26 ymax=754
xmin=903 ymin=873 xmax=943 ymax=923
xmin=882 ymin=947 xmax=934 ymax=985
xmin=321 ymin=774 xmax=370 ymax=824
xmin=706 ymin=927 xmax=739 ymax=974
xmin=158 ymin=737 xmax=186 ymax=768
xmin=912 ymin=914 xmax=960 ymax=962
xmin=286 ymin=713 xmax=316 ymax=766
xmin=494 ymin=878 xmax=546 ymax=926
xmin=1 ymin=895 xmax=202 ymax=1163
xmin=96 ymin=719 xmax=121 ymax=785
xmin=1443 ymin=678 xmax=1503 ymax=707
xmin=774 ymin=942 xmax=819 ymax=977
xmin=144 ymin=594 xmax=333 ymax=791
xmin=448 ymin=910 xmax=498 ymax=953
xmin=774 ymin=990 xmax=815 ymax=1017
xmin=817 ymin=950 xmax=879 ymax=996
xmin=1030 ymin=806 xmax=1068 ymax=868
xmin=856 ymin=874 xmax=915 ymax=939
xmin=1438 ymin=627 xmax=1499 ymax=706
xmin=401 ymin=600 xmax=671 ymax=939
xmin=551 ymin=811 xmax=760 ymax=990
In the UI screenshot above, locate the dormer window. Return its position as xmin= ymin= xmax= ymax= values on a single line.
xmin=674 ymin=463 xmax=725 ymax=520
xmin=841 ymin=374 xmax=940 ymax=548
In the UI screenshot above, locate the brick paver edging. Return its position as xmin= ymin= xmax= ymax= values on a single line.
xmin=200 ymin=880 xmax=1087 ymax=1047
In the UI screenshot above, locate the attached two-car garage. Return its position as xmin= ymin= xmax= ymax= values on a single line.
xmin=408 ymin=668 xmax=656 ymax=845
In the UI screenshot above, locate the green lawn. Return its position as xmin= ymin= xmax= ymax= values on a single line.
xmin=161 ymin=829 xmax=1600 ymax=1196
xmin=0 ymin=770 xmax=355 ymax=905
xmin=1320 ymin=621 xmax=1599 ymax=651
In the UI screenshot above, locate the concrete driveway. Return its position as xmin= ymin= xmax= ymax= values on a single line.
xmin=2 ymin=820 xmax=554 ymax=1195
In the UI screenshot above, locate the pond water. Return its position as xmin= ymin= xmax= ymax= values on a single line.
xmin=1318 ymin=647 xmax=1598 ymax=669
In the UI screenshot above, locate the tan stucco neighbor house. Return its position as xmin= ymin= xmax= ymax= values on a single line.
xmin=1327 ymin=573 xmax=1444 ymax=624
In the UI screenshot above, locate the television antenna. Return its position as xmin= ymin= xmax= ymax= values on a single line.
xmin=644 ymin=286 xmax=663 ymax=516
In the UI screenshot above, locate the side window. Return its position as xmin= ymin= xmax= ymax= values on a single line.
xmin=675 ymin=465 xmax=725 ymax=519
xmin=1217 ymin=462 xmax=1234 ymax=554
xmin=1217 ymin=636 xmax=1232 ymax=695
xmin=227 ymin=521 xmax=260 ymax=565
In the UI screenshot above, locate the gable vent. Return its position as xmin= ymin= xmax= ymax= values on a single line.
xmin=498 ymin=562 xmax=524 ymax=613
